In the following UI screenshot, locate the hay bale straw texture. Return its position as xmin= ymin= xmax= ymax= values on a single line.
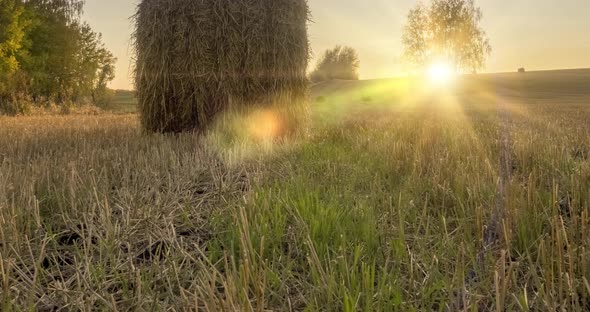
xmin=134 ymin=0 xmax=310 ymax=133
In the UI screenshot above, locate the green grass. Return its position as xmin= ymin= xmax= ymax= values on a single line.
xmin=105 ymin=89 xmax=138 ymax=113
xmin=1 ymin=69 xmax=589 ymax=310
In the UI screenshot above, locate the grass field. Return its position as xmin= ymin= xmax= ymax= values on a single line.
xmin=1 ymin=69 xmax=589 ymax=311
xmin=105 ymin=90 xmax=138 ymax=114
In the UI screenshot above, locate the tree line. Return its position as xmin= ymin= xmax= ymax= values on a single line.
xmin=1 ymin=0 xmax=491 ymax=114
xmin=0 ymin=0 xmax=115 ymax=114
xmin=312 ymin=0 xmax=490 ymax=82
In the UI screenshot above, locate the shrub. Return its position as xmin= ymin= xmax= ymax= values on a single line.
xmin=0 ymin=71 xmax=32 ymax=115
xmin=0 ymin=94 xmax=31 ymax=115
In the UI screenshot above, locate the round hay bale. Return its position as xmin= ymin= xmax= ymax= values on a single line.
xmin=133 ymin=0 xmax=310 ymax=133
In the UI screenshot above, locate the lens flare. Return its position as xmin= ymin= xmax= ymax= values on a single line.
xmin=249 ymin=110 xmax=282 ymax=141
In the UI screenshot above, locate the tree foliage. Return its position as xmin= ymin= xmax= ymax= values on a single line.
xmin=73 ymin=23 xmax=116 ymax=106
xmin=0 ymin=0 xmax=30 ymax=113
xmin=24 ymin=0 xmax=84 ymax=21
xmin=402 ymin=0 xmax=491 ymax=74
xmin=0 ymin=0 xmax=115 ymax=114
xmin=0 ymin=0 xmax=28 ymax=76
xmin=311 ymin=46 xmax=360 ymax=82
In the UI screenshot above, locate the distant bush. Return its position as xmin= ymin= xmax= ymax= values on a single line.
xmin=0 ymin=95 xmax=31 ymax=115
xmin=93 ymin=88 xmax=115 ymax=109
xmin=0 ymin=71 xmax=32 ymax=115
xmin=311 ymin=46 xmax=360 ymax=82
xmin=362 ymin=95 xmax=373 ymax=103
xmin=315 ymin=96 xmax=327 ymax=103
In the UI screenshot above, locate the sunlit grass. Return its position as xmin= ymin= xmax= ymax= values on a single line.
xmin=1 ymin=71 xmax=590 ymax=310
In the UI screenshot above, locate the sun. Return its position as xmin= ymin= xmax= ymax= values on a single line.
xmin=428 ymin=62 xmax=456 ymax=85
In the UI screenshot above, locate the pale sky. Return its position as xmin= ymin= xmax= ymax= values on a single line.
xmin=83 ymin=0 xmax=590 ymax=90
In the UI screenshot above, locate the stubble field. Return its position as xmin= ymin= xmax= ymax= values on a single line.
xmin=1 ymin=69 xmax=589 ymax=311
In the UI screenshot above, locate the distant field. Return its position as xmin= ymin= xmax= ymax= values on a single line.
xmin=1 ymin=69 xmax=589 ymax=310
xmin=107 ymin=89 xmax=137 ymax=113
xmin=105 ymin=68 xmax=590 ymax=115
xmin=312 ymin=68 xmax=590 ymax=112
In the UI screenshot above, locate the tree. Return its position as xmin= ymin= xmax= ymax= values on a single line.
xmin=311 ymin=46 xmax=360 ymax=82
xmin=22 ymin=0 xmax=86 ymax=103
xmin=23 ymin=0 xmax=84 ymax=22
xmin=0 ymin=0 xmax=29 ymax=76
xmin=1 ymin=0 xmax=115 ymax=113
xmin=0 ymin=0 xmax=30 ymax=114
xmin=401 ymin=0 xmax=491 ymax=74
xmin=74 ymin=23 xmax=116 ymax=106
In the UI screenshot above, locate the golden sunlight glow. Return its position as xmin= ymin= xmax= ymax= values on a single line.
xmin=248 ymin=110 xmax=283 ymax=141
xmin=428 ymin=62 xmax=455 ymax=85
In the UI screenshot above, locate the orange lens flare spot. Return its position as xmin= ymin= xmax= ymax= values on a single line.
xmin=249 ymin=110 xmax=283 ymax=141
